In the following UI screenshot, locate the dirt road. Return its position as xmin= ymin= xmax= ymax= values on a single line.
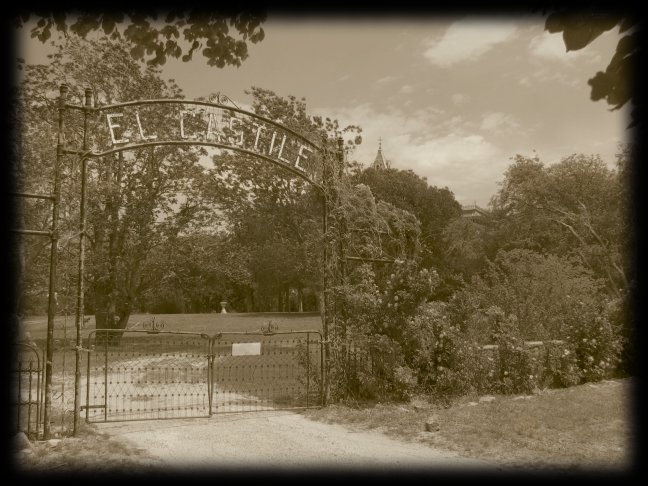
xmin=95 ymin=410 xmax=497 ymax=473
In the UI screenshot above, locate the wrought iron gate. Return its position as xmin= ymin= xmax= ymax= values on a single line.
xmin=13 ymin=342 xmax=44 ymax=438
xmin=83 ymin=329 xmax=323 ymax=423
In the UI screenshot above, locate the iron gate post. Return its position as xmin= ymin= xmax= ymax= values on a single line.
xmin=16 ymin=359 xmax=22 ymax=433
xmin=85 ymin=335 xmax=91 ymax=423
xmin=43 ymin=84 xmax=67 ymax=439
xmin=73 ymin=87 xmax=92 ymax=436
xmin=306 ymin=332 xmax=310 ymax=407
xmin=208 ymin=337 xmax=214 ymax=416
xmin=104 ymin=334 xmax=108 ymax=422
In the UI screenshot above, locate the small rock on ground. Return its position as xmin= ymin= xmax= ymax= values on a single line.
xmin=14 ymin=432 xmax=32 ymax=451
xmin=479 ymin=396 xmax=496 ymax=403
xmin=424 ymin=415 xmax=440 ymax=432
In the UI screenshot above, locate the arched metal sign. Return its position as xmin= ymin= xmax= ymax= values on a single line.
xmin=49 ymin=85 xmax=341 ymax=436
xmin=61 ymin=94 xmax=325 ymax=190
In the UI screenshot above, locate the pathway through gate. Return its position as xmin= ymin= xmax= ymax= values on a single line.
xmin=83 ymin=329 xmax=323 ymax=423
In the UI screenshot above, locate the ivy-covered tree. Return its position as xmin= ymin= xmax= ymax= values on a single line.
xmin=353 ymin=167 xmax=462 ymax=269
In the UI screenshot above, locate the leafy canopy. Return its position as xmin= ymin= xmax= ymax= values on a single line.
xmin=16 ymin=10 xmax=266 ymax=67
xmin=542 ymin=8 xmax=641 ymax=127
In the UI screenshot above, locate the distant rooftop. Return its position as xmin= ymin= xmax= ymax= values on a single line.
xmin=461 ymin=203 xmax=489 ymax=218
xmin=371 ymin=138 xmax=390 ymax=170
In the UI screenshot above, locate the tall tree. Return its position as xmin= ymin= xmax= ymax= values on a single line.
xmin=353 ymin=167 xmax=462 ymax=270
xmin=203 ymin=87 xmax=361 ymax=311
xmin=16 ymin=37 xmax=209 ymax=335
xmin=489 ymin=151 xmax=626 ymax=297
xmin=139 ymin=232 xmax=254 ymax=313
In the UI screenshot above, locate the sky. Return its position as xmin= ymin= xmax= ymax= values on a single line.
xmin=18 ymin=14 xmax=631 ymax=207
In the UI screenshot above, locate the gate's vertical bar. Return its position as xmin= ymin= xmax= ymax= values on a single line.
xmin=207 ymin=337 xmax=213 ymax=416
xmin=36 ymin=351 xmax=42 ymax=438
xmin=43 ymin=84 xmax=67 ymax=439
xmin=104 ymin=334 xmax=108 ymax=421
xmin=85 ymin=337 xmax=91 ymax=422
xmin=27 ymin=361 xmax=34 ymax=436
xmin=319 ymin=333 xmax=324 ymax=406
xmin=73 ymin=88 xmax=92 ymax=436
xmin=321 ymin=134 xmax=330 ymax=407
xmin=17 ymin=359 xmax=22 ymax=433
xmin=306 ymin=332 xmax=310 ymax=408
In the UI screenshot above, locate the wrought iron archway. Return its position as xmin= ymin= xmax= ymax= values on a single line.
xmin=22 ymin=84 xmax=346 ymax=437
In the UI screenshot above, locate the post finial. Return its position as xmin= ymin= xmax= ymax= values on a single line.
xmin=84 ymin=88 xmax=93 ymax=108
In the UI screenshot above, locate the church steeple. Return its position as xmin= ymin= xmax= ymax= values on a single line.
xmin=372 ymin=137 xmax=390 ymax=169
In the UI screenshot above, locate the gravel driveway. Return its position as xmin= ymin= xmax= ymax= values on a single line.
xmin=95 ymin=410 xmax=497 ymax=473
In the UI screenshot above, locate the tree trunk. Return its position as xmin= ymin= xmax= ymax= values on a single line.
xmin=244 ymin=289 xmax=254 ymax=313
xmin=93 ymin=283 xmax=130 ymax=346
xmin=298 ymin=287 xmax=303 ymax=313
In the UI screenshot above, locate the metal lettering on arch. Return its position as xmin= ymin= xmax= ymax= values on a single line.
xmin=63 ymin=96 xmax=325 ymax=189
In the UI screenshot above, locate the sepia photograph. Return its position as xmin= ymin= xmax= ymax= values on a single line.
xmin=6 ymin=7 xmax=640 ymax=478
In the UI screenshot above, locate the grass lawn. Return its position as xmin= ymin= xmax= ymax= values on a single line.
xmin=301 ymin=378 xmax=635 ymax=472
xmin=18 ymin=312 xmax=323 ymax=342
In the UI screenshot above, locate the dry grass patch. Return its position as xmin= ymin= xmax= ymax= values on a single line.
xmin=302 ymin=378 xmax=634 ymax=471
xmin=13 ymin=424 xmax=163 ymax=474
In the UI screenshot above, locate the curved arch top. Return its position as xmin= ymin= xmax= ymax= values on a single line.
xmin=72 ymin=140 xmax=323 ymax=192
xmin=63 ymin=97 xmax=329 ymax=188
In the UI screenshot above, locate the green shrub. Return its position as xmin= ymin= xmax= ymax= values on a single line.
xmin=329 ymin=334 xmax=413 ymax=401
xmin=405 ymin=302 xmax=487 ymax=398
xmin=542 ymin=342 xmax=581 ymax=388
xmin=486 ymin=306 xmax=540 ymax=394
xmin=329 ymin=261 xmax=438 ymax=401
xmin=566 ymin=312 xmax=622 ymax=383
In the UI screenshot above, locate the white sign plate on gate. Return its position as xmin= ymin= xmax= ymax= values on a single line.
xmin=231 ymin=342 xmax=262 ymax=356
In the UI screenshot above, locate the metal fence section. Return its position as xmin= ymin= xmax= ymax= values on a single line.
xmin=83 ymin=330 xmax=211 ymax=423
xmin=83 ymin=329 xmax=323 ymax=423
xmin=338 ymin=340 xmax=404 ymax=400
xmin=210 ymin=331 xmax=323 ymax=414
xmin=13 ymin=342 xmax=44 ymax=438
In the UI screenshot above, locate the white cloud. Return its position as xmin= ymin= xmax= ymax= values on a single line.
xmin=518 ymin=67 xmax=581 ymax=88
xmin=375 ymin=75 xmax=398 ymax=84
xmin=423 ymin=21 xmax=518 ymax=67
xmin=480 ymin=112 xmax=520 ymax=132
xmin=337 ymin=74 xmax=351 ymax=81
xmin=451 ymin=93 xmax=470 ymax=105
xmin=400 ymin=84 xmax=414 ymax=94
xmin=528 ymin=32 xmax=589 ymax=62
xmin=314 ymin=103 xmax=507 ymax=205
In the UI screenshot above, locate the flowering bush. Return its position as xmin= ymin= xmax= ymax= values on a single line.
xmin=328 ymin=260 xmax=439 ymax=401
xmin=542 ymin=342 xmax=581 ymax=388
xmin=566 ymin=312 xmax=623 ymax=383
xmin=404 ymin=302 xmax=489 ymax=397
xmin=483 ymin=306 xmax=541 ymax=394
xmin=327 ymin=251 xmax=625 ymax=403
